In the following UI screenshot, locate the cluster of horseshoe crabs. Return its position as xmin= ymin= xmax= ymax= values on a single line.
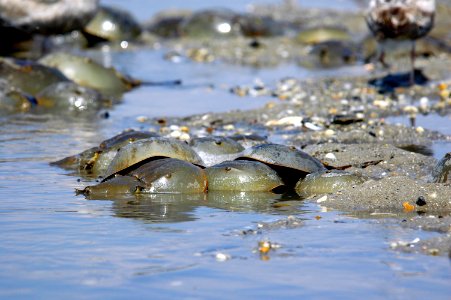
xmin=0 ymin=4 xmax=153 ymax=115
xmin=51 ymin=130 xmax=373 ymax=199
xmin=0 ymin=51 xmax=145 ymax=115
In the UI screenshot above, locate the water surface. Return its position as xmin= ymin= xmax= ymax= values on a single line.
xmin=0 ymin=1 xmax=450 ymax=299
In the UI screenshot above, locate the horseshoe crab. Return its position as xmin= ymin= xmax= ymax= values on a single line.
xmin=180 ymin=9 xmax=241 ymax=39
xmin=81 ymin=131 xmax=160 ymax=177
xmin=129 ymin=158 xmax=207 ymax=193
xmin=295 ymin=170 xmax=364 ymax=198
xmin=39 ymin=52 xmax=138 ymax=95
xmin=237 ymin=14 xmax=284 ymax=38
xmin=205 ymin=160 xmax=284 ymax=192
xmin=0 ymin=57 xmax=69 ymax=95
xmin=81 ymin=158 xmax=207 ymax=197
xmin=35 ymin=81 xmax=103 ymax=112
xmin=229 ymin=134 xmax=268 ymax=149
xmin=296 ymin=26 xmax=351 ymax=45
xmin=189 ymin=136 xmax=244 ymax=167
xmin=103 ymin=137 xmax=204 ymax=181
xmin=83 ymin=5 xmax=142 ymax=43
xmin=0 ymin=79 xmax=33 ymax=114
xmin=303 ymin=41 xmax=356 ymax=69
xmin=51 ymin=130 xmax=159 ymax=177
xmin=236 ymin=144 xmax=326 ymax=187
xmin=99 ymin=130 xmax=160 ymax=150
xmin=77 ymin=175 xmax=144 ymax=198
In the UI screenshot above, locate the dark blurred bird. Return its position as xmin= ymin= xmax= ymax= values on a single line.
xmin=365 ymin=0 xmax=435 ymax=83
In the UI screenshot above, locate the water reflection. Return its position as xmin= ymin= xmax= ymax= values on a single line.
xmin=85 ymin=191 xmax=305 ymax=224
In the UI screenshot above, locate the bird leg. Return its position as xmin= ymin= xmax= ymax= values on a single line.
xmin=410 ymin=41 xmax=416 ymax=85
xmin=378 ymin=48 xmax=390 ymax=69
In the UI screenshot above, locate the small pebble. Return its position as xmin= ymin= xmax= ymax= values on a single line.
xmin=324 ymin=153 xmax=337 ymax=161
xmin=179 ymin=133 xmax=190 ymax=141
xmin=324 ymin=129 xmax=335 ymax=137
xmin=416 ymin=196 xmax=427 ymax=206
xmin=317 ymin=195 xmax=328 ymax=203
xmin=169 ymin=130 xmax=182 ymax=138
xmin=136 ymin=116 xmax=148 ymax=123
xmin=223 ymin=124 xmax=235 ymax=131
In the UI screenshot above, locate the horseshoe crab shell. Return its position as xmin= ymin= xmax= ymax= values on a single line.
xmin=295 ymin=170 xmax=364 ymax=198
xmin=99 ymin=130 xmax=160 ymax=150
xmin=205 ymin=160 xmax=284 ymax=192
xmin=0 ymin=79 xmax=32 ymax=114
xmin=103 ymin=137 xmax=204 ymax=181
xmin=296 ymin=26 xmax=351 ymax=45
xmin=35 ymin=81 xmax=103 ymax=112
xmin=180 ymin=9 xmax=241 ymax=39
xmin=130 ymin=158 xmax=207 ymax=193
xmin=51 ymin=130 xmax=159 ymax=177
xmin=39 ymin=52 xmax=136 ymax=95
xmin=83 ymin=6 xmax=142 ymax=42
xmin=78 ymin=175 xmax=144 ymax=198
xmin=0 ymin=57 xmax=69 ymax=95
xmin=236 ymin=143 xmax=326 ymax=186
xmin=229 ymin=134 xmax=268 ymax=149
xmin=189 ymin=136 xmax=244 ymax=167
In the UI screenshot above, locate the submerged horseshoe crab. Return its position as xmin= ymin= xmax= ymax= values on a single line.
xmin=236 ymin=144 xmax=326 ymax=187
xmin=205 ymin=160 xmax=284 ymax=192
xmin=81 ymin=158 xmax=207 ymax=197
xmin=77 ymin=175 xmax=144 ymax=198
xmin=129 ymin=158 xmax=207 ymax=193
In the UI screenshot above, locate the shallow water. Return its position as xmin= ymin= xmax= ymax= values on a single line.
xmin=387 ymin=114 xmax=451 ymax=159
xmin=1 ymin=1 xmax=450 ymax=299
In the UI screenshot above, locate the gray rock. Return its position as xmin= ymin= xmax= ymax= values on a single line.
xmin=0 ymin=0 xmax=98 ymax=34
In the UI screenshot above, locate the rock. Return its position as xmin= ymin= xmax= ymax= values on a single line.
xmin=0 ymin=0 xmax=98 ymax=54
xmin=0 ymin=0 xmax=98 ymax=35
